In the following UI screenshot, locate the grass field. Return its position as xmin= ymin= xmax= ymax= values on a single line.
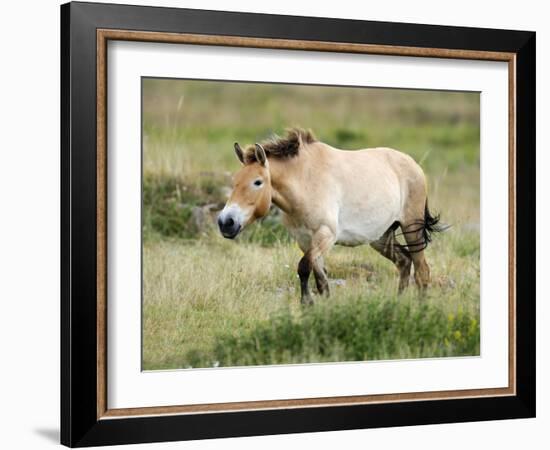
xmin=141 ymin=78 xmax=480 ymax=370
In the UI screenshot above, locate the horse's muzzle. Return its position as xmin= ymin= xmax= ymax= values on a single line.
xmin=218 ymin=215 xmax=241 ymax=239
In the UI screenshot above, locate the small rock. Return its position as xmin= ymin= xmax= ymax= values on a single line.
xmin=329 ymin=278 xmax=346 ymax=287
xmin=435 ymin=275 xmax=457 ymax=290
xmin=275 ymin=286 xmax=295 ymax=298
xmin=190 ymin=206 xmax=208 ymax=232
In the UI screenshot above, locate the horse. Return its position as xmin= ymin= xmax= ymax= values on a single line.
xmin=217 ymin=128 xmax=444 ymax=305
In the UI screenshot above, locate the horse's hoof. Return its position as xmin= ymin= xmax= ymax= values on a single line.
xmin=301 ymin=296 xmax=314 ymax=306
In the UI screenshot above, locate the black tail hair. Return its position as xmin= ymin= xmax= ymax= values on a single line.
xmin=395 ymin=201 xmax=449 ymax=254
xmin=422 ymin=201 xmax=448 ymax=245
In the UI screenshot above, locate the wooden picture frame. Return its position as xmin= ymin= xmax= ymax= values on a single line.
xmin=61 ymin=1 xmax=535 ymax=447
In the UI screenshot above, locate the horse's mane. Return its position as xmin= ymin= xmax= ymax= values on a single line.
xmin=243 ymin=128 xmax=317 ymax=164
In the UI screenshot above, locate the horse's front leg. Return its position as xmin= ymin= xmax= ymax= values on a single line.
xmin=297 ymin=226 xmax=335 ymax=305
xmin=298 ymin=255 xmax=314 ymax=306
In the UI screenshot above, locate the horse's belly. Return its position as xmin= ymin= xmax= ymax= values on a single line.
xmin=335 ymin=225 xmax=388 ymax=247
xmin=335 ymin=204 xmax=398 ymax=246
xmin=335 ymin=229 xmax=372 ymax=247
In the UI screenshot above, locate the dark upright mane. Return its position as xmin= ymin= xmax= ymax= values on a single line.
xmin=243 ymin=128 xmax=316 ymax=164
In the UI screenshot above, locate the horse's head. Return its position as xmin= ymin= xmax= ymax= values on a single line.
xmin=217 ymin=142 xmax=272 ymax=239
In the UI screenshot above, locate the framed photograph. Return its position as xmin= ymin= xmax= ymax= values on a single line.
xmin=61 ymin=1 xmax=535 ymax=447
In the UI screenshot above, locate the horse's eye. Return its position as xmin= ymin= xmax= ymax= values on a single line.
xmin=254 ymin=179 xmax=263 ymax=187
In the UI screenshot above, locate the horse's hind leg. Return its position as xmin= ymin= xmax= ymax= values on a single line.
xmin=401 ymin=223 xmax=431 ymax=292
xmin=370 ymin=226 xmax=412 ymax=293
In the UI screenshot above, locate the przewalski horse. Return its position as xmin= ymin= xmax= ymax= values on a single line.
xmin=218 ymin=128 xmax=444 ymax=305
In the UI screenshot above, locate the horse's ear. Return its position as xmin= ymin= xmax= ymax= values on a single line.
xmin=234 ymin=142 xmax=245 ymax=165
xmin=255 ymin=144 xmax=267 ymax=167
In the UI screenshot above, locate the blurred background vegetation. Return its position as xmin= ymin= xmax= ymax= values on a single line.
xmin=142 ymin=78 xmax=480 ymax=370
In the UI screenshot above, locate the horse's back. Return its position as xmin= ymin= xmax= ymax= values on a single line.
xmin=332 ymin=146 xmax=423 ymax=176
xmin=329 ymin=145 xmax=426 ymax=199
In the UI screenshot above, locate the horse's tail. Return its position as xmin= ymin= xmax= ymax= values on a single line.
xmin=395 ymin=200 xmax=449 ymax=254
xmin=422 ymin=200 xmax=448 ymax=246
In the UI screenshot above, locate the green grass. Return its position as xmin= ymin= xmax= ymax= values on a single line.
xmin=141 ymin=79 xmax=480 ymax=370
xmin=185 ymin=296 xmax=479 ymax=368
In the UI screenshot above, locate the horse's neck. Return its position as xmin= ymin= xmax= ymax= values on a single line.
xmin=269 ymin=158 xmax=301 ymax=215
xmin=271 ymin=188 xmax=292 ymax=213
